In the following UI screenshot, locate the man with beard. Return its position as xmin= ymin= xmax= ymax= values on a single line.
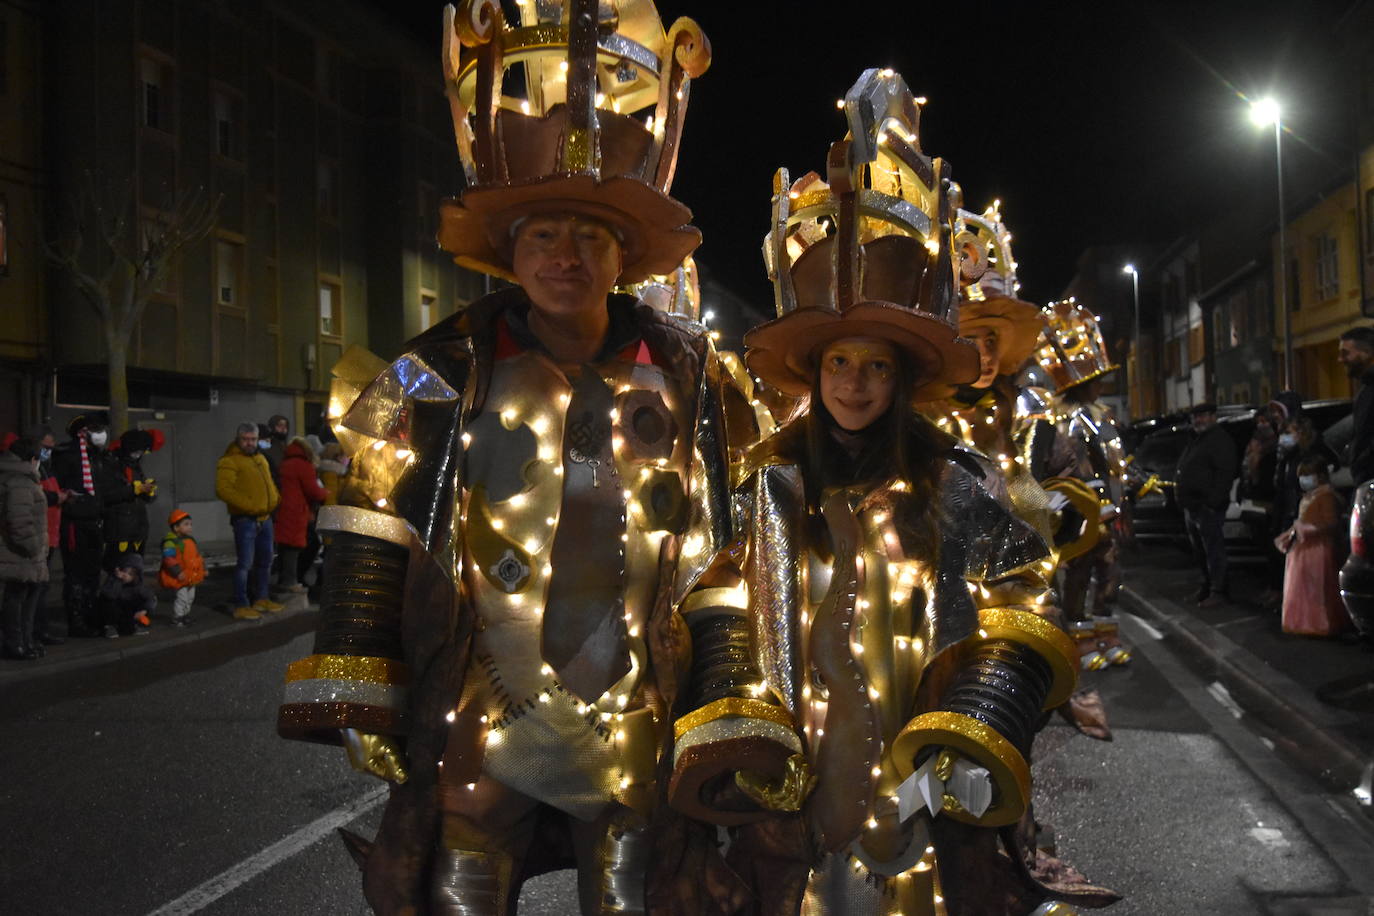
xmin=1338 ymin=325 xmax=1374 ymax=485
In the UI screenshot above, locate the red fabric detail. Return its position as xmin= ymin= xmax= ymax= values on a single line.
xmin=275 ymin=443 xmax=329 ymax=547
xmin=148 ymin=429 xmax=166 ymax=451
xmin=41 ymin=475 xmax=61 ymax=547
xmin=78 ymin=435 xmax=94 ymax=495
xmin=0 ymin=431 xmax=16 ymax=452
xmin=493 ymin=317 xmax=524 ymax=359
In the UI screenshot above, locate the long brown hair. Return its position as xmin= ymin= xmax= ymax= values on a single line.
xmin=800 ymin=350 xmax=947 ymax=555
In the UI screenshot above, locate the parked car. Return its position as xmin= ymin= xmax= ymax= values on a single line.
xmin=1340 ymin=479 xmax=1374 ymax=638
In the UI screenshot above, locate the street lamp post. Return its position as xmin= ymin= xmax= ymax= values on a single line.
xmin=1250 ymin=97 xmax=1291 ymax=391
xmin=1123 ymin=263 xmax=1140 ymax=416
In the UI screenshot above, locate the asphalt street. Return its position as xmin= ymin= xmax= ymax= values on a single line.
xmin=3 ymin=608 xmax=1373 ymax=915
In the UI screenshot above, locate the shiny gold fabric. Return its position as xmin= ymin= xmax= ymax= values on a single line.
xmin=723 ymin=441 xmax=1051 ymax=880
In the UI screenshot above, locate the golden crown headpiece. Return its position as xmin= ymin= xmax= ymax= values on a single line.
xmin=745 ymin=69 xmax=979 ymax=400
xmin=954 ymin=197 xmax=1045 ymax=374
xmin=1036 ymin=298 xmax=1119 ymax=390
xmin=958 ymin=199 xmax=1022 ymax=303
xmin=626 ymin=254 xmax=700 ymax=320
xmin=761 ymin=68 xmax=964 ymax=321
xmin=437 ymin=0 xmax=710 ymax=283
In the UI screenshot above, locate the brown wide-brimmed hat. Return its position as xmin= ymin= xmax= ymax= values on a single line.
xmin=439 ymin=3 xmax=710 ymax=286
xmin=960 ymin=296 xmax=1048 ymax=376
xmin=744 ymin=302 xmax=980 ymax=401
xmin=438 ymin=174 xmax=701 ymax=285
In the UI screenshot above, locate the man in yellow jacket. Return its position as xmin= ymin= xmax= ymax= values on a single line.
xmin=216 ymin=422 xmax=283 ymax=620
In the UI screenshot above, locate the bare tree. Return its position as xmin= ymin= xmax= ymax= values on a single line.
xmin=45 ymin=171 xmax=220 ymax=434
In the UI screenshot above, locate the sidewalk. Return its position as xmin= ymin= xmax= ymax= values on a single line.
xmin=0 ymin=541 xmax=316 ymax=685
xmin=1117 ymin=541 xmax=1374 ymax=800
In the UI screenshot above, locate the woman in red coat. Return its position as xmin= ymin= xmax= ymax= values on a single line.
xmin=274 ymin=438 xmax=328 ymax=592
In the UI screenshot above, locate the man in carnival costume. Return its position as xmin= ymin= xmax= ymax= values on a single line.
xmin=276 ymin=2 xmax=744 ymax=912
xmin=1033 ymin=301 xmax=1132 ymax=670
xmin=663 ymin=69 xmax=1090 ymax=916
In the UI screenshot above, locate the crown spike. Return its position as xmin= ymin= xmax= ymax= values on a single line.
xmin=560 ymin=0 xmax=602 ymax=173
xmin=766 ymin=166 xmax=798 ymax=317
xmin=650 ymin=18 xmax=710 ymax=191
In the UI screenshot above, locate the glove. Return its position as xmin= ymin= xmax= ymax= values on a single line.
xmin=341 ymin=729 xmax=409 ymax=784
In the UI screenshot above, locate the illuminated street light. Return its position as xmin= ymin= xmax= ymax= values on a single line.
xmin=1122 ymin=264 xmax=1140 ymax=418
xmin=1249 ymin=97 xmax=1281 ymax=127
xmin=1249 ymin=96 xmax=1290 ymax=389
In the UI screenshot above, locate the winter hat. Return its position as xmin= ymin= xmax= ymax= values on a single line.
xmin=67 ymin=411 xmax=111 ymax=437
xmin=114 ymin=552 xmax=145 ymax=573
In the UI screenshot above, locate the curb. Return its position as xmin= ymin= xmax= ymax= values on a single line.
xmin=1119 ymin=585 xmax=1371 ymax=791
xmin=0 ymin=599 xmax=317 ymax=685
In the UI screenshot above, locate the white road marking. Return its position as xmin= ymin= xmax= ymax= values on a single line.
xmin=147 ymin=785 xmax=387 ymax=916
xmin=1249 ymin=826 xmax=1291 ymax=850
xmin=1121 ymin=611 xmax=1165 ymax=640
xmin=1206 ymin=681 xmax=1244 ymax=719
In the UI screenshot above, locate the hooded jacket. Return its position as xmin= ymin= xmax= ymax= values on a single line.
xmin=215 ymin=441 xmax=280 ymax=520
xmin=274 ymin=440 xmax=328 ymax=548
xmin=0 ymin=451 xmax=48 ymax=583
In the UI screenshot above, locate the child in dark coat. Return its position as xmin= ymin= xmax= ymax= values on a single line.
xmin=100 ymin=552 xmax=156 ymax=638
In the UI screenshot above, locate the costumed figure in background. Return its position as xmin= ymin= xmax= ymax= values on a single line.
xmin=277 ymin=2 xmax=741 ymax=913
xmin=1034 ymin=300 xmax=1131 ymax=670
xmin=102 ymin=428 xmax=163 ymax=572
xmin=51 ymin=412 xmax=113 ymax=638
xmin=629 ymin=255 xmax=779 ymax=471
xmin=665 ymin=70 xmax=1083 ymax=916
xmin=920 ymin=204 xmax=1109 ymax=744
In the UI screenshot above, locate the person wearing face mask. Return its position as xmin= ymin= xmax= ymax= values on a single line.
xmin=1174 ymin=403 xmax=1238 ymax=608
xmin=1274 ymin=457 xmax=1351 ymax=636
xmin=26 ymin=424 xmax=64 ymax=647
xmin=262 ymin=414 xmax=290 ymax=486
xmin=52 ymin=412 xmax=115 ymax=637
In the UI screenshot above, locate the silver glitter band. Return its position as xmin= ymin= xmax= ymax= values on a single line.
xmin=284 ymin=678 xmax=408 ymax=711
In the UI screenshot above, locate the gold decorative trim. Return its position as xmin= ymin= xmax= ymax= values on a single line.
xmin=977 ymin=607 xmax=1079 ymax=709
xmin=681 ymin=586 xmax=748 ymax=615
xmin=891 ymin=710 xmax=1030 ymax=827
xmin=285 ymin=654 xmax=412 ymax=687
xmin=673 ymin=696 xmax=793 ymax=740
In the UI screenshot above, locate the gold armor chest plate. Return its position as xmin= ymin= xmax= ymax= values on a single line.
xmin=459 ymin=348 xmax=693 ymax=816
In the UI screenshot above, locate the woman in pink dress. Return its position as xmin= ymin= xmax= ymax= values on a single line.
xmin=1275 ymin=457 xmax=1351 ymax=636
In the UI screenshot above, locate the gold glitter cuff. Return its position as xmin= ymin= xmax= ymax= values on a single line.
xmin=891 ymin=710 xmax=1030 ymax=827
xmin=285 ymin=653 xmax=412 ymax=687
xmin=673 ymin=696 xmax=793 ymax=740
xmin=316 ymin=505 xmax=417 ymax=549
xmin=681 ymin=586 xmax=749 ymax=616
xmin=976 ymin=607 xmax=1078 ymax=709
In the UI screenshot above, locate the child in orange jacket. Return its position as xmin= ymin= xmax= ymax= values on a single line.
xmin=160 ymin=509 xmax=206 ymax=627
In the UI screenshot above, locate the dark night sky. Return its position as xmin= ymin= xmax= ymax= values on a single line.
xmin=380 ymin=0 xmax=1365 ymax=307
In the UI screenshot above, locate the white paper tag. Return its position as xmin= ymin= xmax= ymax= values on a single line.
xmin=948 ymin=759 xmax=993 ymax=818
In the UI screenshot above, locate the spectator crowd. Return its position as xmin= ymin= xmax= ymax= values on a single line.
xmin=1163 ymin=324 xmax=1374 ymax=641
xmin=0 ymin=410 xmax=343 ymax=661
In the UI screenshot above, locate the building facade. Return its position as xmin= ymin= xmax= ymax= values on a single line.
xmin=30 ymin=0 xmax=484 ymax=541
